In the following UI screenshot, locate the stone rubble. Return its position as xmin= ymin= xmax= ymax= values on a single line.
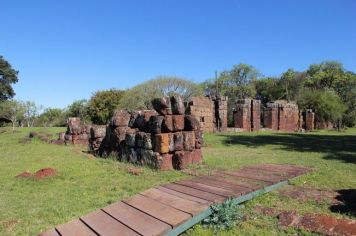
xmin=88 ymin=95 xmax=204 ymax=170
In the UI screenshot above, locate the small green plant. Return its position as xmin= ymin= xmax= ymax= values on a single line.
xmin=202 ymin=199 xmax=244 ymax=231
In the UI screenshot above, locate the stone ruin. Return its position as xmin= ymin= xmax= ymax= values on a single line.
xmin=88 ymin=95 xmax=204 ymax=170
xmin=233 ymin=99 xmax=261 ymax=131
xmin=60 ymin=118 xmax=91 ymax=145
xmin=263 ymin=101 xmax=300 ymax=132
xmin=186 ymin=95 xmax=228 ymax=132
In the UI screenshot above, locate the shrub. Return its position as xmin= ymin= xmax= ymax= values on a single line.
xmin=202 ymin=199 xmax=243 ymax=231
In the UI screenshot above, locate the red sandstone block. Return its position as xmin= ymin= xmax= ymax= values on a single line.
xmin=143 ymin=133 xmax=153 ymax=150
xmin=157 ymin=153 xmax=173 ymax=171
xmin=184 ymin=115 xmax=200 ymax=130
xmin=147 ymin=115 xmax=164 ymax=134
xmin=191 ymin=149 xmax=202 ymax=164
xmin=170 ymin=95 xmax=185 ymax=115
xmin=162 ymin=115 xmax=174 ymax=132
xmin=154 ymin=133 xmax=170 ymax=153
xmin=152 ymin=97 xmax=172 ymax=115
xmin=111 ymin=110 xmax=131 ymax=127
xmin=183 ymin=131 xmax=195 ymax=151
xmin=173 ymin=115 xmax=185 ymax=131
xmin=135 ymin=132 xmax=145 ymax=148
xmin=194 ymin=130 xmax=203 ymax=149
xmin=113 ymin=127 xmax=129 ymax=143
xmin=168 ymin=133 xmax=175 ymax=152
xmin=174 ymin=132 xmax=184 ymax=151
xmin=173 ymin=151 xmax=192 ymax=170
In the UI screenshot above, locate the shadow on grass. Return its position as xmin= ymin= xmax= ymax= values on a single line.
xmin=220 ymin=133 xmax=356 ymax=164
xmin=330 ymin=189 xmax=356 ymax=217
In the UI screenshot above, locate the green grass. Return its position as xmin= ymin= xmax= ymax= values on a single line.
xmin=0 ymin=127 xmax=355 ymax=235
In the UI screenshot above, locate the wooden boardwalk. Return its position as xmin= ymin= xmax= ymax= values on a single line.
xmin=39 ymin=164 xmax=311 ymax=236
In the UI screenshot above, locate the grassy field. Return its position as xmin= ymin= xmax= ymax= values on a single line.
xmin=0 ymin=127 xmax=355 ymax=235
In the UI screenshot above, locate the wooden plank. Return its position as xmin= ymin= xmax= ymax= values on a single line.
xmin=140 ymin=188 xmax=209 ymax=216
xmin=222 ymin=170 xmax=279 ymax=184
xmin=175 ymin=180 xmax=239 ymax=198
xmin=253 ymin=164 xmax=305 ymax=175
xmin=155 ymin=186 xmax=212 ymax=205
xmin=262 ymin=164 xmax=310 ymax=173
xmin=192 ymin=176 xmax=252 ymax=195
xmin=103 ymin=201 xmax=171 ymax=236
xmin=242 ymin=165 xmax=299 ymax=178
xmin=123 ymin=194 xmax=191 ymax=228
xmin=214 ymin=172 xmax=269 ymax=188
xmin=56 ymin=219 xmax=96 ymax=236
xmin=38 ymin=229 xmax=59 ymax=236
xmin=206 ymin=173 xmax=265 ymax=190
xmin=162 ymin=183 xmax=225 ymax=203
xmin=235 ymin=169 xmax=286 ymax=182
xmin=81 ymin=210 xmax=139 ymax=236
xmin=242 ymin=166 xmax=295 ymax=176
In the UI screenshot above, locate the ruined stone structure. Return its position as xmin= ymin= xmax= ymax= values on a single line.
xmin=186 ymin=95 xmax=228 ymax=132
xmin=233 ymin=99 xmax=261 ymax=131
xmin=305 ymin=109 xmax=315 ymax=131
xmin=264 ymin=101 xmax=300 ymax=132
xmin=89 ymin=95 xmax=204 ymax=170
xmin=63 ymin=118 xmax=91 ymax=145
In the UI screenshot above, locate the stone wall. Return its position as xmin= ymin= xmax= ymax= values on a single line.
xmin=89 ymin=95 xmax=204 ymax=170
xmin=264 ymin=101 xmax=299 ymax=132
xmin=233 ymin=99 xmax=261 ymax=131
xmin=186 ymin=95 xmax=228 ymax=132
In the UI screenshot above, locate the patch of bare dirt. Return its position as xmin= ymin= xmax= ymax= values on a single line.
xmin=278 ymin=211 xmax=356 ymax=236
xmin=254 ymin=205 xmax=278 ymax=217
xmin=279 ymin=185 xmax=340 ymax=204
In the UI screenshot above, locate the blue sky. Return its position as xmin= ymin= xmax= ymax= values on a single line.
xmin=1 ymin=0 xmax=355 ymax=108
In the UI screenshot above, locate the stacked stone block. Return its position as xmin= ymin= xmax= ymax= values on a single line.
xmin=233 ymin=99 xmax=261 ymax=131
xmin=64 ymin=118 xmax=91 ymax=145
xmin=89 ymin=95 xmax=204 ymax=170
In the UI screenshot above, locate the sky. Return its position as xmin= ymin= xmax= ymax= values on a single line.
xmin=1 ymin=0 xmax=355 ymax=108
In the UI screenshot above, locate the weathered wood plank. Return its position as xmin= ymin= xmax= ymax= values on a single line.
xmin=140 ymin=188 xmax=208 ymax=216
xmin=123 ymin=194 xmax=191 ymax=228
xmin=162 ymin=183 xmax=225 ymax=203
xmin=103 ymin=201 xmax=171 ymax=236
xmin=207 ymin=173 xmax=266 ymax=190
xmin=192 ymin=176 xmax=251 ymax=195
xmin=241 ymin=166 xmax=295 ymax=177
xmin=155 ymin=186 xmax=212 ymax=204
xmin=56 ymin=219 xmax=96 ymax=236
xmin=81 ymin=210 xmax=139 ymax=236
xmin=175 ymin=180 xmax=238 ymax=198
xmin=222 ymin=170 xmax=279 ymax=184
xmin=214 ymin=171 xmax=270 ymax=188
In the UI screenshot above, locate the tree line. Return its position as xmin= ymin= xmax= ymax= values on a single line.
xmin=1 ymin=55 xmax=355 ymax=129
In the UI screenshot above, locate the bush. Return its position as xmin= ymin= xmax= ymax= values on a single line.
xmin=202 ymin=199 xmax=243 ymax=231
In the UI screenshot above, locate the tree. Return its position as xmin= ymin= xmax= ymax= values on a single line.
xmin=0 ymin=100 xmax=25 ymax=131
xmin=86 ymin=89 xmax=125 ymax=124
xmin=255 ymin=77 xmax=284 ymax=105
xmin=216 ymin=64 xmax=259 ymax=98
xmin=0 ymin=56 xmax=19 ymax=101
xmin=37 ymin=108 xmax=66 ymax=127
xmin=119 ymin=76 xmax=203 ymax=110
xmin=66 ymin=99 xmax=89 ymax=123
xmin=23 ymin=101 xmax=41 ymax=127
xmin=298 ymin=89 xmax=346 ymax=125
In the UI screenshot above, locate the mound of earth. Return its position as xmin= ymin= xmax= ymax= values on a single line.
xmin=34 ymin=168 xmax=57 ymax=180
xmin=15 ymin=168 xmax=57 ymax=180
